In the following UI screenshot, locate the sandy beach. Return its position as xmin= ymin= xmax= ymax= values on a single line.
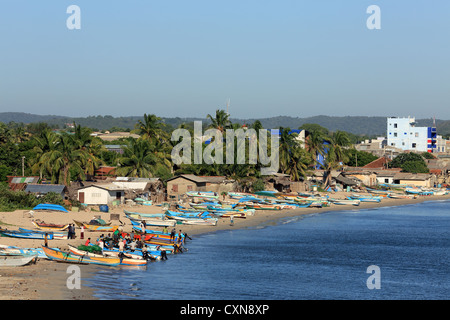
xmin=1 ymin=191 xmax=449 ymax=300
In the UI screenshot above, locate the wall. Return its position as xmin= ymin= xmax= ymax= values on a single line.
xmin=77 ymin=186 xmax=124 ymax=205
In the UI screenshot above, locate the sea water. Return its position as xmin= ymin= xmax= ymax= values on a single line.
xmin=86 ymin=200 xmax=450 ymax=300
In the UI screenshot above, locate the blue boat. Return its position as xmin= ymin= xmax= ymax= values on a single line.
xmin=32 ymin=203 xmax=68 ymax=213
xmin=0 ymin=229 xmax=54 ymax=240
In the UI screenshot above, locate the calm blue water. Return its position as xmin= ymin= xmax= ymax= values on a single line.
xmin=85 ymin=200 xmax=450 ymax=300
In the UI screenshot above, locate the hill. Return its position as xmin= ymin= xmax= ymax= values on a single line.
xmin=1 ymin=112 xmax=449 ymax=136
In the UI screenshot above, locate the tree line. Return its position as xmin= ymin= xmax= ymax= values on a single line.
xmin=0 ymin=111 xmax=432 ymax=191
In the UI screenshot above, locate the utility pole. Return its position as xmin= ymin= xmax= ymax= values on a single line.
xmin=21 ymin=156 xmax=25 ymax=176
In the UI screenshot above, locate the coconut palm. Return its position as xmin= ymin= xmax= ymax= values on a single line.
xmin=115 ymin=138 xmax=158 ymax=178
xmin=206 ymin=109 xmax=231 ymax=133
xmin=135 ymin=113 xmax=167 ymax=142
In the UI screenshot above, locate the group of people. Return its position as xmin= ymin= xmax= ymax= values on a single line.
xmin=66 ymin=223 xmax=76 ymax=239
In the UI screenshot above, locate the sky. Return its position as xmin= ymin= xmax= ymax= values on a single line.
xmin=0 ymin=1 xmax=449 ymax=120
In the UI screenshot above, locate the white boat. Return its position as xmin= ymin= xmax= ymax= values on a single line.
xmin=180 ymin=218 xmax=218 ymax=226
xmin=0 ymin=252 xmax=38 ymax=267
xmin=329 ymin=198 xmax=360 ymax=206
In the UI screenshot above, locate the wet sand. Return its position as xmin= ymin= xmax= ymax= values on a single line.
xmin=1 ymin=192 xmax=449 ymax=300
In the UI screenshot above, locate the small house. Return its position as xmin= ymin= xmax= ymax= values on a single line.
xmin=77 ymin=184 xmax=125 ymax=206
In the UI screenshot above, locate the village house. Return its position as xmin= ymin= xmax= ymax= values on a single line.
xmin=166 ymin=175 xmax=235 ymax=199
xmin=392 ymin=172 xmax=435 ymax=188
xmin=76 ymin=184 xmax=125 ymax=206
xmin=112 ymin=177 xmax=165 ymax=203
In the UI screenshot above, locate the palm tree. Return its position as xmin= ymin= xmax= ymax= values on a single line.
xmin=115 ymin=138 xmax=158 ymax=178
xmin=135 ymin=113 xmax=167 ymax=142
xmin=206 ymin=109 xmax=231 ymax=133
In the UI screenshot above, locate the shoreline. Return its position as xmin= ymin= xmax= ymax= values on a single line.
xmin=1 ymin=192 xmax=449 ymax=300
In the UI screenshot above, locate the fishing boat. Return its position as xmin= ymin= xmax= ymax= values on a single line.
xmin=0 ymin=245 xmax=47 ymax=259
xmin=67 ymin=245 xmax=148 ymax=266
xmin=42 ymin=246 xmax=121 ymax=266
xmin=328 ymin=198 xmax=360 ymax=206
xmin=130 ymin=223 xmax=185 ymax=241
xmin=32 ymin=203 xmax=68 ymax=213
xmin=124 ymin=210 xmax=166 ymax=220
xmin=19 ymin=228 xmax=68 ymax=240
xmin=31 ymin=220 xmax=69 ymax=231
xmin=73 ymin=219 xmax=111 ymax=228
xmin=0 ymin=252 xmax=38 ymax=267
xmin=185 ymin=191 xmax=219 ymax=199
xmin=347 ymin=196 xmax=381 ymax=203
xmin=126 ymin=216 xmax=177 ymax=227
xmin=387 ymin=193 xmax=415 ymax=199
xmin=81 ymin=223 xmax=120 ymax=232
xmin=0 ymin=229 xmax=54 ymax=240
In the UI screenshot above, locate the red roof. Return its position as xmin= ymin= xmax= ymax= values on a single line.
xmin=362 ymin=157 xmax=391 ymax=169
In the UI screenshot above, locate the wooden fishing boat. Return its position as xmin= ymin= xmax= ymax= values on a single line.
xmin=32 ymin=203 xmax=68 ymax=213
xmin=19 ymin=228 xmax=68 ymax=240
xmin=328 ymin=198 xmax=360 ymax=206
xmin=185 ymin=191 xmax=219 ymax=199
xmin=244 ymin=203 xmax=282 ymax=210
xmin=131 ymin=223 xmax=185 ymax=242
xmin=81 ymin=223 xmax=119 ymax=232
xmin=68 ymin=245 xmax=148 ymax=266
xmin=73 ymin=218 xmax=112 ymax=228
xmin=31 ymin=220 xmax=69 ymax=231
xmin=42 ymin=246 xmax=121 ymax=266
xmin=0 ymin=245 xmax=47 ymax=259
xmin=126 ymin=216 xmax=177 ymax=227
xmin=0 ymin=229 xmax=54 ymax=240
xmin=347 ymin=196 xmax=381 ymax=203
xmin=0 ymin=252 xmax=38 ymax=267
xmin=387 ymin=193 xmax=415 ymax=199
xmin=124 ymin=210 xmax=166 ymax=220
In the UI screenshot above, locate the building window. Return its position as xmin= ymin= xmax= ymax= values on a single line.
xmin=384 ymin=179 xmax=389 ymax=183
xmin=394 ymin=123 xmax=398 ymax=128
xmin=415 ymin=132 xmax=419 ymax=137
xmin=394 ymin=133 xmax=397 ymax=137
xmin=172 ymin=184 xmax=178 ymax=192
xmin=187 ymin=185 xmax=193 ymax=191
xmin=412 ymin=143 xmax=416 ymax=148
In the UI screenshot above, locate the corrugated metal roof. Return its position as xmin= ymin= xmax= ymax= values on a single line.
xmin=25 ymin=184 xmax=66 ymax=194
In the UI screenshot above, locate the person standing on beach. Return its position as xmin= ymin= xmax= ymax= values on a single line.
xmin=230 ymin=214 xmax=234 ymax=226
xmin=44 ymin=233 xmax=49 ymax=247
xmin=170 ymin=228 xmax=176 ymax=241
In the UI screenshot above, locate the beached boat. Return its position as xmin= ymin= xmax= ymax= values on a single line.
xmin=328 ymin=198 xmax=360 ymax=206
xmin=31 ymin=220 xmax=69 ymax=231
xmin=124 ymin=210 xmax=166 ymax=220
xmin=185 ymin=191 xmax=219 ymax=199
xmin=347 ymin=196 xmax=381 ymax=203
xmin=126 ymin=216 xmax=177 ymax=227
xmin=32 ymin=203 xmax=68 ymax=213
xmin=42 ymin=246 xmax=121 ymax=266
xmin=0 ymin=245 xmax=47 ymax=259
xmin=81 ymin=223 xmax=120 ymax=232
xmin=387 ymin=193 xmax=416 ymax=199
xmin=0 ymin=229 xmax=54 ymax=240
xmin=67 ymin=245 xmax=148 ymax=266
xmin=19 ymin=228 xmax=68 ymax=240
xmin=0 ymin=252 xmax=38 ymax=267
xmin=73 ymin=219 xmax=111 ymax=228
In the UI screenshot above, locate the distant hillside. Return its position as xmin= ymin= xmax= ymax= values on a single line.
xmin=1 ymin=112 xmax=449 ymax=136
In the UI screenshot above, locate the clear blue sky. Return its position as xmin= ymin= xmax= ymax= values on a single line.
xmin=0 ymin=1 xmax=449 ymax=120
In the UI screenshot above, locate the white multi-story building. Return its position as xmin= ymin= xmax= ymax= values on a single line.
xmin=387 ymin=117 xmax=437 ymax=153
